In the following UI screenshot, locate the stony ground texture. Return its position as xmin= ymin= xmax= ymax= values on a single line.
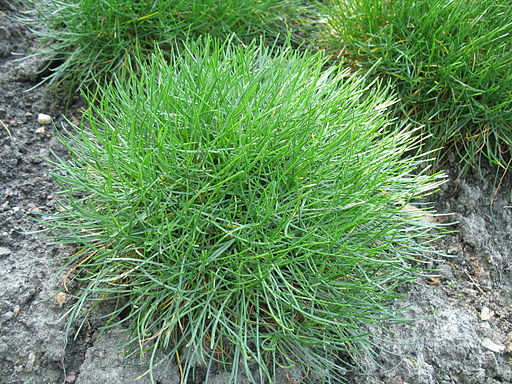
xmin=1 ymin=3 xmax=511 ymax=384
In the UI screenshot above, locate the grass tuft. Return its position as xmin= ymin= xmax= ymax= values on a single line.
xmin=322 ymin=0 xmax=512 ymax=170
xmin=22 ymin=0 xmax=313 ymax=91
xmin=45 ymin=39 xmax=445 ymax=383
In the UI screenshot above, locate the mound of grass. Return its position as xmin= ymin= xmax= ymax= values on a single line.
xmin=24 ymin=0 xmax=312 ymax=90
xmin=323 ymin=0 xmax=512 ymax=169
xmin=46 ymin=39 xmax=445 ymax=383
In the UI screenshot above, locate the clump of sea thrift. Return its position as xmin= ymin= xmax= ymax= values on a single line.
xmin=46 ymin=40 xmax=445 ymax=383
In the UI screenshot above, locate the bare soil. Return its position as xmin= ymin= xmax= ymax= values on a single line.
xmin=1 ymin=3 xmax=511 ymax=384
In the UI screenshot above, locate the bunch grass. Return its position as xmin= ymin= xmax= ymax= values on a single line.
xmin=45 ymin=39 xmax=445 ymax=383
xmin=323 ymin=0 xmax=512 ymax=170
xmin=22 ymin=0 xmax=313 ymax=91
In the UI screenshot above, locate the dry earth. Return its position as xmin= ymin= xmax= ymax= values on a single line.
xmin=1 ymin=3 xmax=511 ymax=383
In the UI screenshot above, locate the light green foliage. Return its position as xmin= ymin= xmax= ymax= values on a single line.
xmin=324 ymin=0 xmax=512 ymax=169
xmin=46 ymin=40 xmax=445 ymax=383
xmin=24 ymin=0 xmax=312 ymax=90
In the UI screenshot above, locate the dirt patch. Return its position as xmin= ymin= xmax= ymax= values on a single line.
xmin=348 ymin=164 xmax=512 ymax=384
xmin=0 ymin=4 xmax=511 ymax=384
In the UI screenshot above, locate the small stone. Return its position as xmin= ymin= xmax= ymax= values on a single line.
xmin=37 ymin=113 xmax=52 ymax=125
xmin=2 ymin=311 xmax=14 ymax=321
xmin=56 ymin=292 xmax=66 ymax=306
xmin=437 ymin=264 xmax=454 ymax=280
xmin=0 ymin=247 xmax=11 ymax=257
xmin=35 ymin=126 xmax=45 ymax=135
xmin=29 ymin=207 xmax=43 ymax=215
xmin=481 ymin=338 xmax=505 ymax=353
xmin=402 ymin=204 xmax=434 ymax=223
xmin=13 ymin=305 xmax=20 ymax=317
xmin=426 ymin=275 xmax=445 ymax=286
xmin=65 ymin=374 xmax=76 ymax=383
xmin=446 ymin=244 xmax=462 ymax=255
xmin=506 ymin=344 xmax=512 ymax=354
xmin=26 ymin=352 xmax=36 ymax=370
xmin=47 ymin=370 xmax=62 ymax=383
xmin=480 ymin=306 xmax=493 ymax=321
xmin=12 ymin=207 xmax=22 ymax=219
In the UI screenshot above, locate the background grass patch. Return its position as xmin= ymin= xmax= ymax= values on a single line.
xmin=323 ymin=0 xmax=512 ymax=170
xmin=24 ymin=0 xmax=313 ymax=90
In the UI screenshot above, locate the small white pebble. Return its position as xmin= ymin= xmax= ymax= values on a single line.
xmin=26 ymin=352 xmax=36 ymax=370
xmin=481 ymin=338 xmax=505 ymax=353
xmin=480 ymin=306 xmax=493 ymax=321
xmin=35 ymin=126 xmax=45 ymax=135
xmin=37 ymin=113 xmax=52 ymax=125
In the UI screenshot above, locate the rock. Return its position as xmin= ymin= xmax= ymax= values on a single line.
xmin=2 ymin=311 xmax=15 ymax=322
xmin=447 ymin=244 xmax=462 ymax=255
xmin=437 ymin=263 xmax=454 ymax=280
xmin=0 ymin=246 xmax=11 ymax=257
xmin=12 ymin=206 xmax=22 ymax=219
xmin=37 ymin=113 xmax=52 ymax=125
xmin=0 ymin=27 xmax=10 ymax=57
xmin=13 ymin=55 xmax=46 ymax=82
xmin=480 ymin=306 xmax=493 ymax=321
xmin=425 ymin=275 xmax=445 ymax=286
xmin=13 ymin=305 xmax=20 ymax=317
xmin=55 ymin=292 xmax=66 ymax=306
xmin=480 ymin=321 xmax=492 ymax=334
xmin=481 ymin=338 xmax=505 ymax=353
xmin=402 ymin=203 xmax=434 ymax=223
xmin=26 ymin=352 xmax=36 ymax=370
xmin=35 ymin=126 xmax=45 ymax=135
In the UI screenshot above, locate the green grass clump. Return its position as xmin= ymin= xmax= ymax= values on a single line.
xmin=46 ymin=40 xmax=445 ymax=383
xmin=24 ymin=0 xmax=312 ymax=90
xmin=323 ymin=0 xmax=512 ymax=169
